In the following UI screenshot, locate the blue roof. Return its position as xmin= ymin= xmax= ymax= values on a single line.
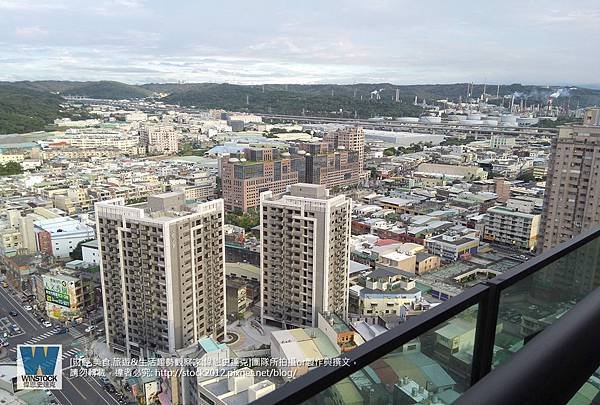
xmin=207 ymin=145 xmax=247 ymax=154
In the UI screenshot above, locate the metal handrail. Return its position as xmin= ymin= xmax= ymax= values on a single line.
xmin=457 ymin=285 xmax=600 ymax=405
xmin=252 ymin=284 xmax=488 ymax=404
xmin=252 ymin=226 xmax=600 ymax=404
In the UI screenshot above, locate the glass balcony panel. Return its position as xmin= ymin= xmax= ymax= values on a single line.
xmin=567 ymin=366 xmax=600 ymax=405
xmin=493 ymin=237 xmax=600 ymax=369
xmin=302 ymin=305 xmax=479 ymax=405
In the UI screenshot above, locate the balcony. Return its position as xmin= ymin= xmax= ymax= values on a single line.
xmin=253 ymin=227 xmax=600 ymax=404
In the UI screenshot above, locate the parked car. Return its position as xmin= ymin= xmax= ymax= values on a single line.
xmin=42 ymin=321 xmax=52 ymax=328
xmin=0 ymin=338 xmax=9 ymax=347
xmin=11 ymin=324 xmax=21 ymax=333
xmin=23 ymin=305 xmax=32 ymax=311
xmin=55 ymin=327 xmax=68 ymax=335
xmin=105 ymin=383 xmax=116 ymax=394
xmin=37 ymin=317 xmax=45 ymax=323
xmin=99 ymin=376 xmax=110 ymax=386
xmin=84 ymin=325 xmax=96 ymax=333
xmin=8 ymin=311 xmax=17 ymax=316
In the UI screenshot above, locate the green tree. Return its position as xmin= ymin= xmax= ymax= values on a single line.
xmin=70 ymin=239 xmax=95 ymax=261
xmin=0 ymin=162 xmax=23 ymax=176
xmin=225 ymin=210 xmax=260 ymax=231
xmin=369 ymin=167 xmax=379 ymax=180
xmin=383 ymin=147 xmax=396 ymax=156
xmin=516 ymin=171 xmax=536 ymax=182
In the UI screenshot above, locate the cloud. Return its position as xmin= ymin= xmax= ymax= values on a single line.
xmin=0 ymin=0 xmax=597 ymax=85
xmin=0 ymin=0 xmax=68 ymax=10
xmin=534 ymin=9 xmax=600 ymax=24
xmin=15 ymin=26 xmax=48 ymax=38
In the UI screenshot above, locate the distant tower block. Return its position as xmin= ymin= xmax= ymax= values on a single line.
xmin=395 ymin=88 xmax=400 ymax=102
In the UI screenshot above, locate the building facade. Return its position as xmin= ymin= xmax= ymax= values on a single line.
xmin=220 ymin=148 xmax=298 ymax=213
xmin=425 ymin=233 xmax=479 ymax=262
xmin=539 ymin=108 xmax=600 ymax=252
xmin=95 ymin=192 xmax=226 ymax=357
xmin=261 ymin=184 xmax=352 ymax=328
xmin=484 ymin=206 xmax=540 ymax=251
xmin=140 ymin=125 xmax=179 ymax=155
xmin=323 ymin=126 xmax=366 ymax=176
xmin=33 ymin=217 xmax=95 ymax=258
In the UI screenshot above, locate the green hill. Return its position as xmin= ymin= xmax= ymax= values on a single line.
xmin=160 ymin=83 xmax=423 ymax=119
xmin=4 ymin=80 xmax=154 ymax=100
xmin=2 ymin=80 xmax=599 ymax=133
xmin=0 ymin=84 xmax=66 ymax=134
xmin=62 ymin=81 xmax=153 ymax=99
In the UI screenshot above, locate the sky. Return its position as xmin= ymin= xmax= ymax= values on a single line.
xmin=0 ymin=0 xmax=599 ymax=86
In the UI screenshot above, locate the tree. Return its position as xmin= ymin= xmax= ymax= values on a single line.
xmin=440 ymin=136 xmax=476 ymax=146
xmin=369 ymin=167 xmax=379 ymax=180
xmin=70 ymin=239 xmax=94 ymax=261
xmin=385 ymin=212 xmax=402 ymax=222
xmin=225 ymin=210 xmax=259 ymax=231
xmin=516 ymin=171 xmax=536 ymax=182
xmin=383 ymin=147 xmax=396 ymax=156
xmin=0 ymin=162 xmax=23 ymax=176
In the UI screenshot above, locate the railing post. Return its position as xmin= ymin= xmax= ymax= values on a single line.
xmin=470 ymin=281 xmax=500 ymax=385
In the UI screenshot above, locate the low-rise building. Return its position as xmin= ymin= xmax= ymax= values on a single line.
xmin=415 ymin=252 xmax=441 ymax=275
xmin=350 ymin=266 xmax=422 ymax=317
xmin=42 ymin=269 xmax=95 ymax=321
xmin=484 ymin=206 xmax=541 ymax=251
xmin=81 ymin=239 xmax=100 ymax=265
xmin=425 ymin=233 xmax=480 ymax=262
xmin=33 ymin=217 xmax=95 ymax=258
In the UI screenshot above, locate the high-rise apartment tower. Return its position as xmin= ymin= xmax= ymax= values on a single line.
xmin=95 ymin=192 xmax=226 ymax=358
xmin=260 ymin=184 xmax=351 ymax=328
xmin=540 ymin=108 xmax=600 ymax=252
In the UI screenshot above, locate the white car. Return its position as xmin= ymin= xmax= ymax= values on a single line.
xmin=24 ymin=305 xmax=32 ymax=311
xmin=42 ymin=321 xmax=52 ymax=328
xmin=84 ymin=325 xmax=96 ymax=333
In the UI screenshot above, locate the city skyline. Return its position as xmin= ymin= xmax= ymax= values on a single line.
xmin=1 ymin=0 xmax=599 ymax=86
xmin=1 ymin=1 xmax=600 ymax=401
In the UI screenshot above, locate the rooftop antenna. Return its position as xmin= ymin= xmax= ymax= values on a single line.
xmin=331 ymin=89 xmax=334 ymax=97
xmin=262 ymin=85 xmax=265 ymax=93
xmin=246 ymin=95 xmax=249 ymax=105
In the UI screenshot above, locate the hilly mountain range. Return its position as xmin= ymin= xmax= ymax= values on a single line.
xmin=1 ymin=80 xmax=599 ymax=134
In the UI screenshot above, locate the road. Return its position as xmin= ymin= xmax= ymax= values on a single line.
xmin=0 ymin=287 xmax=120 ymax=405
